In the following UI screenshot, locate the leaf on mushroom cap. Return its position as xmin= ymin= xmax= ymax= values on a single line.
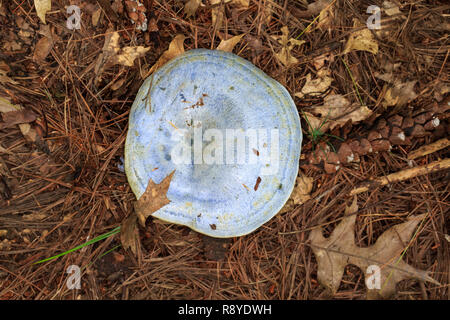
xmin=134 ymin=171 xmax=175 ymax=227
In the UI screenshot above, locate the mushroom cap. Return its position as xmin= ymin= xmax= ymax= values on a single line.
xmin=125 ymin=49 xmax=302 ymax=237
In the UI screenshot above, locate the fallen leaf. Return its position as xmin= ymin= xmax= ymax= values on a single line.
xmin=3 ymin=39 xmax=22 ymax=51
xmin=134 ymin=171 xmax=175 ymax=227
xmin=210 ymin=0 xmax=249 ymax=27
xmin=111 ymin=77 xmax=126 ymax=91
xmin=184 ymin=0 xmax=202 ymax=18
xmin=280 ymin=172 xmax=313 ymax=213
xmin=263 ymin=0 xmax=272 ymax=24
xmin=92 ymin=8 xmax=102 ymax=26
xmin=307 ymin=0 xmax=334 ymax=32
xmin=343 ymin=19 xmax=378 ymax=55
xmin=216 ymin=34 xmax=245 ymax=52
xmin=34 ymin=0 xmax=51 ymax=24
xmin=382 ymin=80 xmax=417 ymax=108
xmin=306 ymin=0 xmax=332 ymax=15
xmin=0 ymin=61 xmax=17 ymax=85
xmin=147 ymin=35 xmax=185 ymax=75
xmin=120 ymin=213 xmax=139 ymax=255
xmin=383 ymin=1 xmax=400 ymax=16
xmin=295 ymin=69 xmax=333 ymax=98
xmin=115 ymin=46 xmax=150 ymax=67
xmin=33 ymin=36 xmax=53 ymax=62
xmin=0 ymin=97 xmax=39 ymax=142
xmin=211 ymin=0 xmax=224 ymax=29
xmin=0 ymin=109 xmax=37 ymax=129
xmin=103 ymin=31 xmax=150 ymax=67
xmin=312 ymin=52 xmax=334 ymax=70
xmin=273 ymin=26 xmax=305 ymax=67
xmin=304 ymin=94 xmax=373 ymax=131
xmin=309 ymin=197 xmax=439 ymax=298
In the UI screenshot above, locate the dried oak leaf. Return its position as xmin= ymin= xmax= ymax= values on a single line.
xmin=302 ymin=94 xmax=372 ymax=132
xmin=280 ymin=173 xmax=313 ymax=213
xmin=295 ymin=69 xmax=333 ymax=98
xmin=121 ymin=171 xmax=175 ymax=254
xmin=0 ymin=97 xmax=39 ymax=142
xmin=382 ymin=80 xmax=418 ymax=108
xmin=343 ymin=19 xmax=378 ymax=55
xmin=216 ymin=34 xmax=245 ymax=52
xmin=134 ymin=170 xmax=175 ymax=227
xmin=309 ymin=197 xmax=439 ymax=298
xmin=146 ymin=35 xmax=186 ymax=75
xmin=273 ymin=26 xmax=305 ymax=67
xmin=34 ymin=0 xmax=51 ymax=24
xmin=184 ymin=0 xmax=202 ymax=18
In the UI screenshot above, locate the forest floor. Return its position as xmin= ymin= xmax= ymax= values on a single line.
xmin=0 ymin=0 xmax=448 ymax=299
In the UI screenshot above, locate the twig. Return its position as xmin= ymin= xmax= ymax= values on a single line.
xmin=407 ymin=138 xmax=450 ymax=160
xmin=350 ymin=158 xmax=450 ymax=196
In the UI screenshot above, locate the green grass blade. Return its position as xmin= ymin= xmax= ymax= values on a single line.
xmin=34 ymin=226 xmax=121 ymax=264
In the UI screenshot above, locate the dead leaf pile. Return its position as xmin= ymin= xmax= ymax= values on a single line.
xmin=273 ymin=26 xmax=305 ymax=67
xmin=301 ymin=94 xmax=373 ymax=132
xmin=309 ymin=197 xmax=439 ymax=298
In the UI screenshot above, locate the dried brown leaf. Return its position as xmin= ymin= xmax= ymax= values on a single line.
xmin=0 ymin=97 xmax=38 ymax=142
xmin=280 ymin=173 xmax=313 ymax=213
xmin=216 ymin=34 xmax=245 ymax=52
xmin=34 ymin=0 xmax=51 ymax=24
xmin=103 ymin=32 xmax=150 ymax=67
xmin=134 ymin=171 xmax=175 ymax=227
xmin=309 ymin=198 xmax=439 ymax=298
xmin=0 ymin=109 xmax=37 ymax=129
xmin=343 ymin=19 xmax=378 ymax=55
xmin=308 ymin=94 xmax=373 ymax=131
xmin=184 ymin=0 xmax=201 ymax=18
xmin=295 ymin=69 xmax=332 ymax=98
xmin=273 ymin=26 xmax=305 ymax=67
xmin=33 ymin=36 xmax=53 ymax=62
xmin=147 ymin=35 xmax=185 ymax=75
xmin=382 ymin=80 xmax=418 ymax=108
xmin=120 ymin=213 xmax=139 ymax=255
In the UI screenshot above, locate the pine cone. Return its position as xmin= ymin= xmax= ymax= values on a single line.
xmin=302 ymin=97 xmax=449 ymax=173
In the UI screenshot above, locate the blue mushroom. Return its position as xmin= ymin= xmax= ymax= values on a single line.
xmin=125 ymin=49 xmax=302 ymax=237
